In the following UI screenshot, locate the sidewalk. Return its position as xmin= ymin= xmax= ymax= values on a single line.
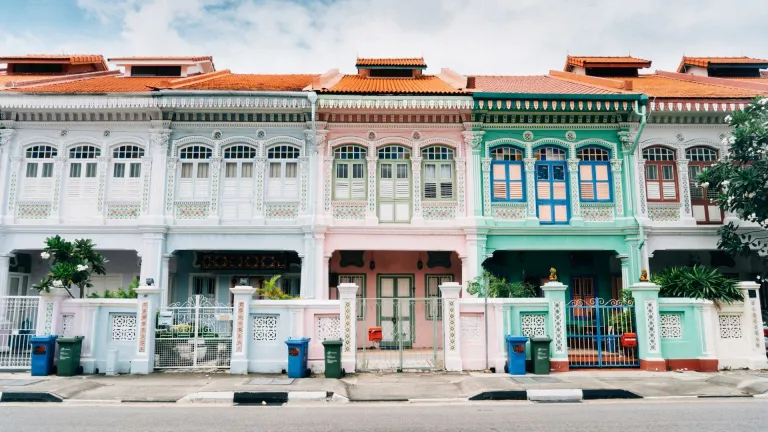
xmin=2 ymin=369 xmax=768 ymax=404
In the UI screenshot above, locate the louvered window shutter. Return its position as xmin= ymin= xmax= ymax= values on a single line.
xmin=439 ymin=163 xmax=453 ymax=199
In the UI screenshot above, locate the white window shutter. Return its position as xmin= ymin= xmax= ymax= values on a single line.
xmin=178 ymin=178 xmax=194 ymax=199
xmin=351 ymin=178 xmax=365 ymax=200
xmin=646 ymin=182 xmax=661 ymax=200
xmin=194 ymin=178 xmax=210 ymax=200
xmin=335 ymin=177 xmax=350 ymax=200
xmin=662 ymin=182 xmax=676 ymax=199
xmin=266 ymin=177 xmax=283 ymax=200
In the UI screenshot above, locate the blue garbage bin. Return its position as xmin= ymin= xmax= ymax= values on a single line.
xmin=29 ymin=335 xmax=58 ymax=376
xmin=505 ymin=335 xmax=528 ymax=375
xmin=285 ymin=338 xmax=311 ymax=378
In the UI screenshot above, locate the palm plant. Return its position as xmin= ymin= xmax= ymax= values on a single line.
xmin=653 ymin=265 xmax=743 ymax=308
xmin=256 ymin=275 xmax=294 ymax=300
xmin=33 ymin=235 xmax=108 ymax=299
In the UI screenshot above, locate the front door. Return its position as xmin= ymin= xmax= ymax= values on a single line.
xmin=379 ymin=276 xmax=413 ymax=348
xmin=536 ymin=161 xmax=569 ymax=224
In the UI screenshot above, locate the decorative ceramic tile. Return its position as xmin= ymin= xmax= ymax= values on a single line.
xmin=16 ymin=201 xmax=51 ymax=219
xmin=718 ymin=314 xmax=742 ymax=339
xmin=492 ymin=204 xmax=527 ymax=221
xmin=265 ymin=203 xmax=298 ymax=219
xmin=175 ymin=201 xmax=209 ymax=219
xmin=460 ymin=314 xmax=482 ymax=341
xmin=107 ymin=202 xmax=140 ymax=219
xmin=582 ymin=203 xmax=615 ymax=222
xmin=317 ymin=315 xmax=341 ymax=342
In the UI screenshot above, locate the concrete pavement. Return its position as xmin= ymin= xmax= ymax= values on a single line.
xmin=1 ymin=400 xmax=767 ymax=431
xmin=1 ymin=369 xmax=768 ymax=403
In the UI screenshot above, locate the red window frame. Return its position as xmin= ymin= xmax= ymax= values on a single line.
xmin=643 ymin=147 xmax=678 ymax=203
xmin=686 ymin=147 xmax=723 ymax=224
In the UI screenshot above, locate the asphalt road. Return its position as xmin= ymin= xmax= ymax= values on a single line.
xmin=0 ymin=400 xmax=766 ymax=431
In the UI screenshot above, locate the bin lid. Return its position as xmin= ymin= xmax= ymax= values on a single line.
xmin=30 ymin=335 xmax=58 ymax=343
xmin=56 ymin=336 xmax=84 ymax=344
xmin=505 ymin=335 xmax=529 ymax=343
xmin=285 ymin=338 xmax=311 ymax=346
xmin=531 ymin=336 xmax=552 ymax=342
xmin=321 ymin=339 xmax=343 ymax=346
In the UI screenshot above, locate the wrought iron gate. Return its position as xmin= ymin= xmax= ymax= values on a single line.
xmin=566 ymin=299 xmax=639 ymax=368
xmin=0 ymin=296 xmax=39 ymax=370
xmin=155 ymin=295 xmax=233 ymax=370
xmin=356 ymin=298 xmax=444 ymax=371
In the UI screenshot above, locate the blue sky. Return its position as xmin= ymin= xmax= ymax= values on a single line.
xmin=1 ymin=0 xmax=767 ymax=75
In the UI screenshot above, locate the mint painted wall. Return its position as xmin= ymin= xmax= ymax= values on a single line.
xmin=658 ymin=305 xmax=703 ymax=359
xmin=505 ymin=305 xmax=549 ymax=360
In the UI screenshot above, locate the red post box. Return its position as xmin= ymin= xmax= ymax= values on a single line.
xmin=621 ymin=332 xmax=637 ymax=348
xmin=368 ymin=327 xmax=382 ymax=342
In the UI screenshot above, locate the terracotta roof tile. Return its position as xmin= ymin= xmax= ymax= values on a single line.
xmin=176 ymin=74 xmax=318 ymax=91
xmin=624 ymin=75 xmax=761 ymax=98
xmin=677 ymin=56 xmax=768 ymax=72
xmin=0 ymin=74 xmax=64 ymax=87
xmin=470 ymin=75 xmax=624 ymax=94
xmin=323 ymin=75 xmax=461 ymax=94
xmin=0 ymin=54 xmax=106 ymax=64
xmin=108 ymin=56 xmax=213 ymax=62
xmin=566 ymin=56 xmax=651 ymax=69
xmin=355 ymin=58 xmax=426 ymax=67
xmin=11 ymin=76 xmax=171 ymax=93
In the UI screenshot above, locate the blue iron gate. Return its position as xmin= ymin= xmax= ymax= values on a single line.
xmin=566 ymin=299 xmax=639 ymax=368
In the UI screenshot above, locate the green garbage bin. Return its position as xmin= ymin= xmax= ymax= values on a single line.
xmin=56 ymin=336 xmax=84 ymax=376
xmin=321 ymin=339 xmax=344 ymax=379
xmin=529 ymin=336 xmax=552 ymax=375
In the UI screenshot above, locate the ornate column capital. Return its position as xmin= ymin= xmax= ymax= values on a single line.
xmin=675 ymin=158 xmax=690 ymax=168
xmin=617 ymin=131 xmax=634 ymax=153
xmin=461 ymin=131 xmax=485 ymax=151
xmin=0 ymin=129 xmax=15 ymax=147
xmin=610 ymin=159 xmax=623 ymax=172
xmin=567 ymin=158 xmax=580 ymax=171
xmin=150 ymin=130 xmax=171 ymax=151
xmin=523 ymin=158 xmax=536 ymax=171
xmin=480 ymin=157 xmax=492 ymax=172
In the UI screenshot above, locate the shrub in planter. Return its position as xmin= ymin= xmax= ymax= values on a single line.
xmin=653 ymin=265 xmax=743 ymax=308
xmin=466 ymin=271 xmax=537 ymax=298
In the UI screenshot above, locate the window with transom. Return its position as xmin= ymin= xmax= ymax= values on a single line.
xmin=333 ymin=145 xmax=367 ymax=200
xmin=422 ymin=146 xmax=454 ymax=200
xmin=178 ymin=145 xmax=212 ymax=200
xmin=266 ymin=145 xmax=300 ymax=201
xmin=21 ymin=145 xmax=56 ymax=200
xmin=577 ymin=147 xmax=611 ymax=202
xmin=110 ymin=145 xmax=145 ymax=201
xmin=535 ymin=147 xmax=566 ymax=161
xmin=535 ymin=146 xmax=569 ymax=224
xmin=491 ymin=146 xmax=524 ymax=202
xmin=643 ymin=147 xmax=677 ymax=202
xmin=377 ymin=146 xmax=411 ymax=223
xmin=221 ymin=145 xmax=257 ymax=220
xmin=68 ymin=145 xmax=100 ymax=179
xmin=686 ymin=147 xmax=722 ymax=224
xmin=64 ymin=145 xmax=101 ymax=216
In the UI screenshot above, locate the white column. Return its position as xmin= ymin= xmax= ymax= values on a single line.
xmin=207 ymin=157 xmax=222 ymax=224
xmin=313 ymin=232 xmax=326 ymax=300
xmin=338 ymin=282 xmax=359 ymax=373
xmin=737 ymin=282 xmax=768 ymax=368
xmin=365 ymin=153 xmax=378 ymax=225
xmin=523 ymin=158 xmax=538 ymax=225
xmin=610 ymin=159 xmax=625 ymax=217
xmin=253 ymin=156 xmax=266 ymax=224
xmin=323 ymin=253 xmax=332 ymax=300
xmin=0 ymin=254 xmax=11 ymax=298
xmin=481 ymin=157 xmax=492 ymax=218
xmin=567 ymin=158 xmax=583 ymax=225
xmin=160 ymin=254 xmax=172 ymax=306
xmin=411 ymin=153 xmax=423 ymax=224
xmin=0 ymin=128 xmax=15 ymax=222
xmin=677 ymin=159 xmax=696 ymax=225
xmin=35 ymin=288 xmax=69 ymax=336
xmin=95 ymin=155 xmax=108 ymax=224
xmin=440 ymin=281 xmax=462 ymax=371
xmin=139 ymin=232 xmax=165 ymax=292
xmin=230 ymin=286 xmax=256 ymax=374
xmin=617 ymin=254 xmax=630 ymax=290
xmin=461 ymin=128 xmax=484 ymax=218
xmin=131 ymin=286 xmax=161 ymax=374
xmin=636 ymin=158 xmax=649 ymax=219
xmin=47 ymin=155 xmax=65 ymax=223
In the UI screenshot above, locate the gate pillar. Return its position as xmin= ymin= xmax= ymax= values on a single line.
xmin=338 ymin=282 xmax=358 ymax=373
xmin=439 ymin=282 xmax=462 ymax=371
xmin=230 ymin=286 xmax=256 ymax=374
xmin=542 ymin=281 xmax=569 ymax=372
xmin=131 ymin=286 xmax=161 ymax=374
xmin=36 ymin=287 xmax=69 ymax=336
xmin=627 ymin=281 xmax=665 ymax=371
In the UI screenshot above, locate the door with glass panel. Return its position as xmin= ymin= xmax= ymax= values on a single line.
xmin=535 ymin=147 xmax=569 ymax=224
xmin=64 ymin=145 xmax=100 ymax=219
xmin=221 ymin=145 xmax=256 ymax=221
xmin=379 ymin=276 xmax=413 ymax=348
xmin=378 ymin=146 xmax=411 ymax=223
xmin=686 ymin=147 xmax=723 ymax=224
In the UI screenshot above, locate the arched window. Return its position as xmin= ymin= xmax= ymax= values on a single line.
xmin=378 ymin=146 xmax=410 ymax=160
xmin=377 ymin=146 xmax=411 ymax=222
xmin=68 ymin=145 xmax=100 ymax=178
xmin=22 ymin=145 xmax=57 ymax=200
xmin=334 ymin=145 xmax=367 ymax=200
xmin=65 ymin=145 xmax=101 ymax=217
xmin=491 ymin=146 xmax=524 ymax=202
xmin=266 ymin=145 xmax=300 ymax=201
xmin=642 ymin=147 xmax=677 ymax=202
xmin=221 ymin=145 xmax=258 ymax=220
xmin=178 ymin=145 xmax=212 ymax=200
xmin=577 ymin=147 xmax=611 ymax=202
xmin=422 ymin=146 xmax=454 ymax=200
xmin=110 ymin=145 xmax=145 ymax=202
xmin=686 ymin=147 xmax=721 ymax=223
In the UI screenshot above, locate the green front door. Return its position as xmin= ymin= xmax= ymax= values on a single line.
xmin=379 ymin=276 xmax=413 ymax=348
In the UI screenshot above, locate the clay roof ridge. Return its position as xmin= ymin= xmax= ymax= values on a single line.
xmin=652 ymin=71 xmax=768 ymax=94
xmin=656 ymin=70 xmax=768 ymax=93
xmin=164 ymin=69 xmax=231 ymax=89
xmin=548 ymin=71 xmax=633 ymax=93
xmin=3 ymin=69 xmax=121 ymax=89
xmin=108 ymin=56 xmax=213 ymax=61
xmin=677 ymin=56 xmax=768 ymax=73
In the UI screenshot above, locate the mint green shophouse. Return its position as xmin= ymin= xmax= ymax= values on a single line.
xmin=465 ymin=77 xmax=649 ymax=366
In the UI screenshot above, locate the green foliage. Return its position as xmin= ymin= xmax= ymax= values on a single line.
xmin=33 ymin=235 xmax=108 ymax=299
xmin=696 ymin=97 xmax=768 ymax=266
xmin=256 ymin=275 xmax=295 ymax=300
xmin=466 ymin=271 xmax=537 ymax=298
xmin=608 ymin=309 xmax=634 ymax=335
xmin=653 ymin=265 xmax=743 ymax=307
xmin=87 ymin=276 xmax=139 ymax=299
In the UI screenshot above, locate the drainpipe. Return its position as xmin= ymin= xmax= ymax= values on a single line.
xmin=625 ymin=99 xmax=648 ymax=279
xmin=307 ymin=92 xmax=319 ymax=298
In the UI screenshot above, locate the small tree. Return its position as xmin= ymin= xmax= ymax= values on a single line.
xmin=34 ymin=235 xmax=108 ymax=299
xmin=257 ymin=275 xmax=294 ymax=300
xmin=698 ymin=97 xmax=768 ymax=269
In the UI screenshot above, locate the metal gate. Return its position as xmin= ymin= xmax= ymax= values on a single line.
xmin=356 ymin=298 xmax=444 ymax=371
xmin=155 ymin=295 xmax=233 ymax=370
xmin=0 ymin=296 xmax=39 ymax=370
xmin=566 ymin=299 xmax=639 ymax=368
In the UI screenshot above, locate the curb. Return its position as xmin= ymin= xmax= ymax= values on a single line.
xmin=470 ymin=389 xmax=644 ymax=402
xmin=0 ymin=392 xmax=63 ymax=403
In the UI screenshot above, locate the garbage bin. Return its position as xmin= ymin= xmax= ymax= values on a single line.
xmin=285 ymin=338 xmax=311 ymax=378
xmin=529 ymin=336 xmax=552 ymax=375
xmin=322 ymin=339 xmax=344 ymax=379
xmin=504 ymin=335 xmax=528 ymax=375
xmin=56 ymin=336 xmax=84 ymax=377
xmin=29 ymin=335 xmax=58 ymax=376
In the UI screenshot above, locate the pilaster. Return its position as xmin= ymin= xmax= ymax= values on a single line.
xmin=610 ymin=159 xmax=624 ymax=217
xmin=338 ymin=282 xmax=359 ymax=373
xmin=411 ymin=154 xmax=423 ymax=224
xmin=567 ymin=158 xmax=583 ymax=225
xmin=131 ymin=286 xmax=161 ymax=374
xmin=440 ymin=282 xmax=462 ymax=371
xmin=542 ymin=281 xmax=568 ymax=371
xmin=737 ymin=282 xmax=768 ymax=368
xmin=523 ymin=158 xmax=539 ymax=225
xmin=148 ymin=123 xmax=170 ymax=225
xmin=230 ymin=286 xmax=256 ymax=374
xmin=139 ymin=232 xmax=166 ymax=291
xmin=36 ymin=288 xmax=69 ymax=336
xmin=160 ymin=254 xmax=172 ymax=306
xmin=461 ymin=129 xmax=484 ymax=218
xmin=676 ymin=158 xmax=696 ymax=225
xmin=207 ymin=157 xmax=222 ymax=224
xmin=253 ymin=156 xmax=266 ymax=224
xmin=627 ymin=281 xmax=665 ymax=371
xmin=47 ymin=155 xmax=65 ymax=223
xmin=0 ymin=129 xmax=15 ymax=221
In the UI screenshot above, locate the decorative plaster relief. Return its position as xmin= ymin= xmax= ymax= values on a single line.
xmin=521 ymin=314 xmax=547 ymax=338
xmin=107 ymin=202 xmax=141 ymax=219
xmin=175 ymin=201 xmax=210 ymax=219
xmin=253 ymin=315 xmax=278 ymax=342
xmin=718 ymin=314 xmax=743 ymax=339
xmin=16 ymin=201 xmax=52 ymax=219
xmin=648 ymin=204 xmax=681 ymax=222
xmin=660 ymin=313 xmax=683 ymax=339
xmin=581 ymin=203 xmax=615 ymax=222
xmin=317 ymin=315 xmax=341 ymax=342
xmin=422 ymin=202 xmax=457 ymax=220
xmin=460 ymin=314 xmax=482 ymax=341
xmin=332 ymin=202 xmax=367 ymax=220
xmin=265 ymin=203 xmax=299 ymax=220
xmin=110 ymin=314 xmax=137 ymax=341
xmin=492 ymin=204 xmax=527 ymax=221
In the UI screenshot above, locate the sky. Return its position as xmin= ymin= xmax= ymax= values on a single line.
xmin=0 ymin=0 xmax=767 ymax=76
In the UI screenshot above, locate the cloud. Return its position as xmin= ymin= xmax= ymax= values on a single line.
xmin=5 ymin=0 xmax=768 ymax=75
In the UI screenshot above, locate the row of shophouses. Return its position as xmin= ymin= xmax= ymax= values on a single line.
xmin=0 ymin=53 xmax=767 ymax=373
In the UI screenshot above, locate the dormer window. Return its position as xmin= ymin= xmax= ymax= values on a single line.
xmin=355 ymin=57 xmax=426 ymax=79
xmin=677 ymin=57 xmax=768 ymax=78
xmin=108 ymin=56 xmax=215 ymax=77
xmin=368 ymin=69 xmax=414 ymax=78
xmin=130 ymin=66 xmax=182 ymax=77
xmin=0 ymin=55 xmax=108 ymax=75
xmin=564 ymin=56 xmax=651 ymax=77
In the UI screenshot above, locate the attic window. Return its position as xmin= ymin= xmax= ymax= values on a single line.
xmin=707 ymin=67 xmax=763 ymax=78
xmin=11 ymin=63 xmax=64 ymax=74
xmin=131 ymin=65 xmax=182 ymax=77
xmin=368 ymin=69 xmax=413 ymax=78
xmin=585 ymin=67 xmax=638 ymax=78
